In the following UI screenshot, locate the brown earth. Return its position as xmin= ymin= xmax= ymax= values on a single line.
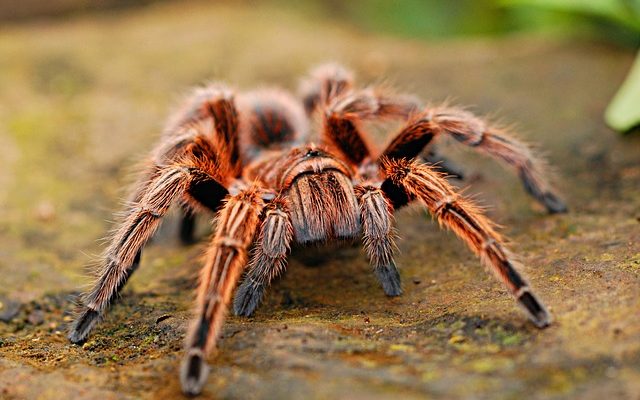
xmin=0 ymin=2 xmax=639 ymax=399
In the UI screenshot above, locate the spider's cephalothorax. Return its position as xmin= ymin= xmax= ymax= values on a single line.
xmin=68 ymin=64 xmax=566 ymax=396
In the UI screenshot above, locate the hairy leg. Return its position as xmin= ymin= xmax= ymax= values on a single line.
xmin=69 ymin=86 xmax=241 ymax=343
xmin=181 ymin=189 xmax=265 ymax=396
xmin=70 ymin=148 xmax=231 ymax=343
xmin=355 ymin=184 xmax=401 ymax=296
xmin=69 ymin=167 xmax=228 ymax=344
xmin=381 ymin=158 xmax=551 ymax=328
xmin=162 ymin=84 xmax=241 ymax=174
xmin=299 ymin=62 xmax=354 ymax=115
xmin=69 ymin=165 xmax=195 ymax=343
xmin=382 ymin=106 xmax=566 ymax=213
xmin=124 ymin=85 xmax=241 ymax=249
xmin=299 ymin=63 xmax=419 ymax=118
xmin=301 ymin=63 xmax=419 ymax=165
xmin=321 ymin=88 xmax=420 ymax=165
xmin=237 ymin=89 xmax=309 ymax=159
xmin=130 ymin=84 xmax=241 ymax=198
xmin=233 ymin=198 xmax=293 ymax=317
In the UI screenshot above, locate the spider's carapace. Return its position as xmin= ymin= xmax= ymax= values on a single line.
xmin=69 ymin=63 xmax=566 ymax=396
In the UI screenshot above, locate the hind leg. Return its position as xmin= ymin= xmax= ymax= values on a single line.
xmin=355 ymin=184 xmax=402 ymax=296
xmin=382 ymin=105 xmax=567 ymax=213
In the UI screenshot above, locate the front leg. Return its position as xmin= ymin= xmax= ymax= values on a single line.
xmin=233 ymin=198 xmax=293 ymax=317
xmin=181 ymin=189 xmax=265 ymax=396
xmin=69 ymin=139 xmax=230 ymax=344
xmin=69 ymin=165 xmax=192 ymax=343
xmin=381 ymin=158 xmax=551 ymax=328
xmin=355 ymin=184 xmax=402 ymax=296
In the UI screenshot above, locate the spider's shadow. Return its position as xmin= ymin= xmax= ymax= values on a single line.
xmin=289 ymin=240 xmax=362 ymax=267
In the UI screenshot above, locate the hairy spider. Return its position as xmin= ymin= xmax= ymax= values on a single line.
xmin=68 ymin=63 xmax=566 ymax=396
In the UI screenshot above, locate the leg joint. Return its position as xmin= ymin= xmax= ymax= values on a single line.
xmin=264 ymin=208 xmax=288 ymax=220
xmin=136 ymin=207 xmax=162 ymax=219
xmin=433 ymin=195 xmax=457 ymax=214
xmin=465 ymin=131 xmax=486 ymax=147
xmin=212 ymin=236 xmax=244 ymax=250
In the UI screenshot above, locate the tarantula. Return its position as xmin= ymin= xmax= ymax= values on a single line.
xmin=69 ymin=63 xmax=566 ymax=396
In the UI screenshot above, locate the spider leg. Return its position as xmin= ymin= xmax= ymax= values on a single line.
xmin=299 ymin=63 xmax=419 ymax=118
xmin=382 ymin=105 xmax=566 ymax=213
xmin=301 ymin=63 xmax=420 ymax=166
xmin=69 ymin=163 xmax=223 ymax=343
xmin=381 ymin=158 xmax=551 ymax=328
xmin=321 ymin=89 xmax=376 ymax=165
xmin=149 ymin=84 xmax=242 ymax=244
xmin=238 ymin=89 xmax=309 ymax=159
xmin=299 ymin=62 xmax=354 ymax=116
xmin=233 ymin=198 xmax=293 ymax=317
xmin=70 ymin=86 xmax=241 ymax=344
xmin=181 ymin=188 xmax=265 ymax=396
xmin=355 ymin=184 xmax=402 ymax=296
xmin=162 ymin=84 xmax=241 ymax=174
xmin=129 ymin=84 xmax=240 ymax=205
xmin=320 ymin=89 xmax=417 ymax=164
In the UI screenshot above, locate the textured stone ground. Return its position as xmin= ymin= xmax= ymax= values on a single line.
xmin=0 ymin=2 xmax=639 ymax=399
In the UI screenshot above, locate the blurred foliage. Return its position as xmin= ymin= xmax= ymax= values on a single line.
xmin=275 ymin=0 xmax=640 ymax=47
xmin=503 ymin=0 xmax=640 ymax=132
xmin=0 ymin=0 xmax=163 ymax=21
xmin=605 ymin=50 xmax=640 ymax=132
xmin=501 ymin=0 xmax=640 ymax=132
xmin=3 ymin=0 xmax=639 ymax=46
xmin=2 ymin=0 xmax=639 ymax=132
xmin=504 ymin=0 xmax=640 ymax=33
xmin=276 ymin=0 xmax=640 ymax=132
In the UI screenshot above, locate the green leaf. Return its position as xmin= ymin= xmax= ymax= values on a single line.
xmin=605 ymin=50 xmax=640 ymax=133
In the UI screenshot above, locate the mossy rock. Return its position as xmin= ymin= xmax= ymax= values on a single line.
xmin=0 ymin=2 xmax=639 ymax=399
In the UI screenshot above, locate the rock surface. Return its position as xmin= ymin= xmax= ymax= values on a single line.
xmin=0 ymin=2 xmax=639 ymax=399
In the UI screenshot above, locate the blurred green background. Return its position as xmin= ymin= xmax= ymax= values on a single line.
xmin=287 ymin=0 xmax=640 ymax=46
xmin=2 ymin=0 xmax=639 ymax=46
xmin=3 ymin=0 xmax=639 ymax=132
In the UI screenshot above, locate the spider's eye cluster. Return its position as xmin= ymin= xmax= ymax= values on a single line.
xmin=305 ymin=149 xmax=322 ymax=157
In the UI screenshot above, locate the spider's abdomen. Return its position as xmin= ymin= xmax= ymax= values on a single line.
xmin=287 ymin=170 xmax=360 ymax=244
xmin=238 ymin=89 xmax=309 ymax=161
